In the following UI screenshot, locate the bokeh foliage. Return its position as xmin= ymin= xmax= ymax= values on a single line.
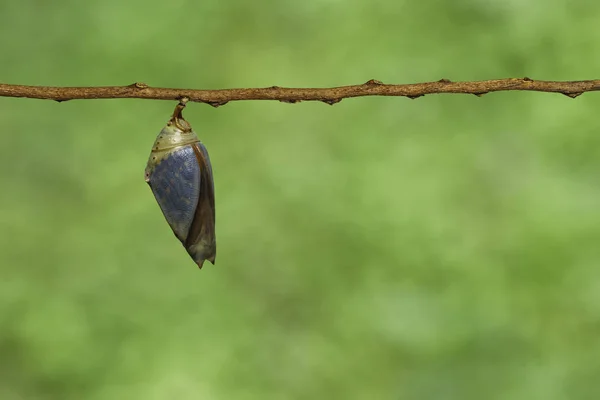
xmin=1 ymin=1 xmax=600 ymax=399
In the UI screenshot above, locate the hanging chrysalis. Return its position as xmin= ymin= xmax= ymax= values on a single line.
xmin=145 ymin=100 xmax=216 ymax=269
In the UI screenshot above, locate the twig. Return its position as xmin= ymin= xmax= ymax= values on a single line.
xmin=0 ymin=78 xmax=598 ymax=107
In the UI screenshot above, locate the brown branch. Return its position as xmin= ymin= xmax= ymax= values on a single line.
xmin=1 ymin=78 xmax=598 ymax=107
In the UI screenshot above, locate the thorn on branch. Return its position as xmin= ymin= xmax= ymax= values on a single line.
xmin=206 ymin=101 xmax=228 ymax=108
xmin=523 ymin=77 xmax=533 ymax=81
xmin=280 ymin=99 xmax=300 ymax=104
xmin=407 ymin=95 xmax=423 ymax=100
xmin=438 ymin=78 xmax=452 ymax=83
xmin=365 ymin=79 xmax=383 ymax=85
xmin=564 ymin=92 xmax=583 ymax=99
xmin=473 ymin=92 xmax=487 ymax=97
xmin=323 ymin=98 xmax=342 ymax=105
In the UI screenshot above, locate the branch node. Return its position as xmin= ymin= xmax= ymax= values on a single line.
xmin=473 ymin=92 xmax=487 ymax=97
xmin=323 ymin=98 xmax=342 ymax=105
xmin=438 ymin=78 xmax=452 ymax=83
xmin=407 ymin=94 xmax=423 ymax=100
xmin=129 ymin=82 xmax=149 ymax=89
xmin=270 ymin=86 xmax=281 ymax=89
xmin=365 ymin=79 xmax=383 ymax=85
xmin=523 ymin=77 xmax=533 ymax=82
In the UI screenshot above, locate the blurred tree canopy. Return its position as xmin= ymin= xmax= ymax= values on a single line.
xmin=1 ymin=1 xmax=600 ymax=399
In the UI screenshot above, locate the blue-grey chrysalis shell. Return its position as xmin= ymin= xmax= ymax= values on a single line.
xmin=145 ymin=102 xmax=216 ymax=269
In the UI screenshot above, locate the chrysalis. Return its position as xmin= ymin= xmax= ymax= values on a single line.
xmin=145 ymin=101 xmax=216 ymax=268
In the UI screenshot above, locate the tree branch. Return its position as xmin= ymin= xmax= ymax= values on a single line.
xmin=1 ymin=78 xmax=598 ymax=107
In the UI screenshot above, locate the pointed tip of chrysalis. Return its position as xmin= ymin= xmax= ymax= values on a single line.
xmin=196 ymin=255 xmax=216 ymax=270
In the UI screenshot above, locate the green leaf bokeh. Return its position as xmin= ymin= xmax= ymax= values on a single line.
xmin=1 ymin=1 xmax=600 ymax=399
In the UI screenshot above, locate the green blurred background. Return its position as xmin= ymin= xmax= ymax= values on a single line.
xmin=1 ymin=1 xmax=600 ymax=399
